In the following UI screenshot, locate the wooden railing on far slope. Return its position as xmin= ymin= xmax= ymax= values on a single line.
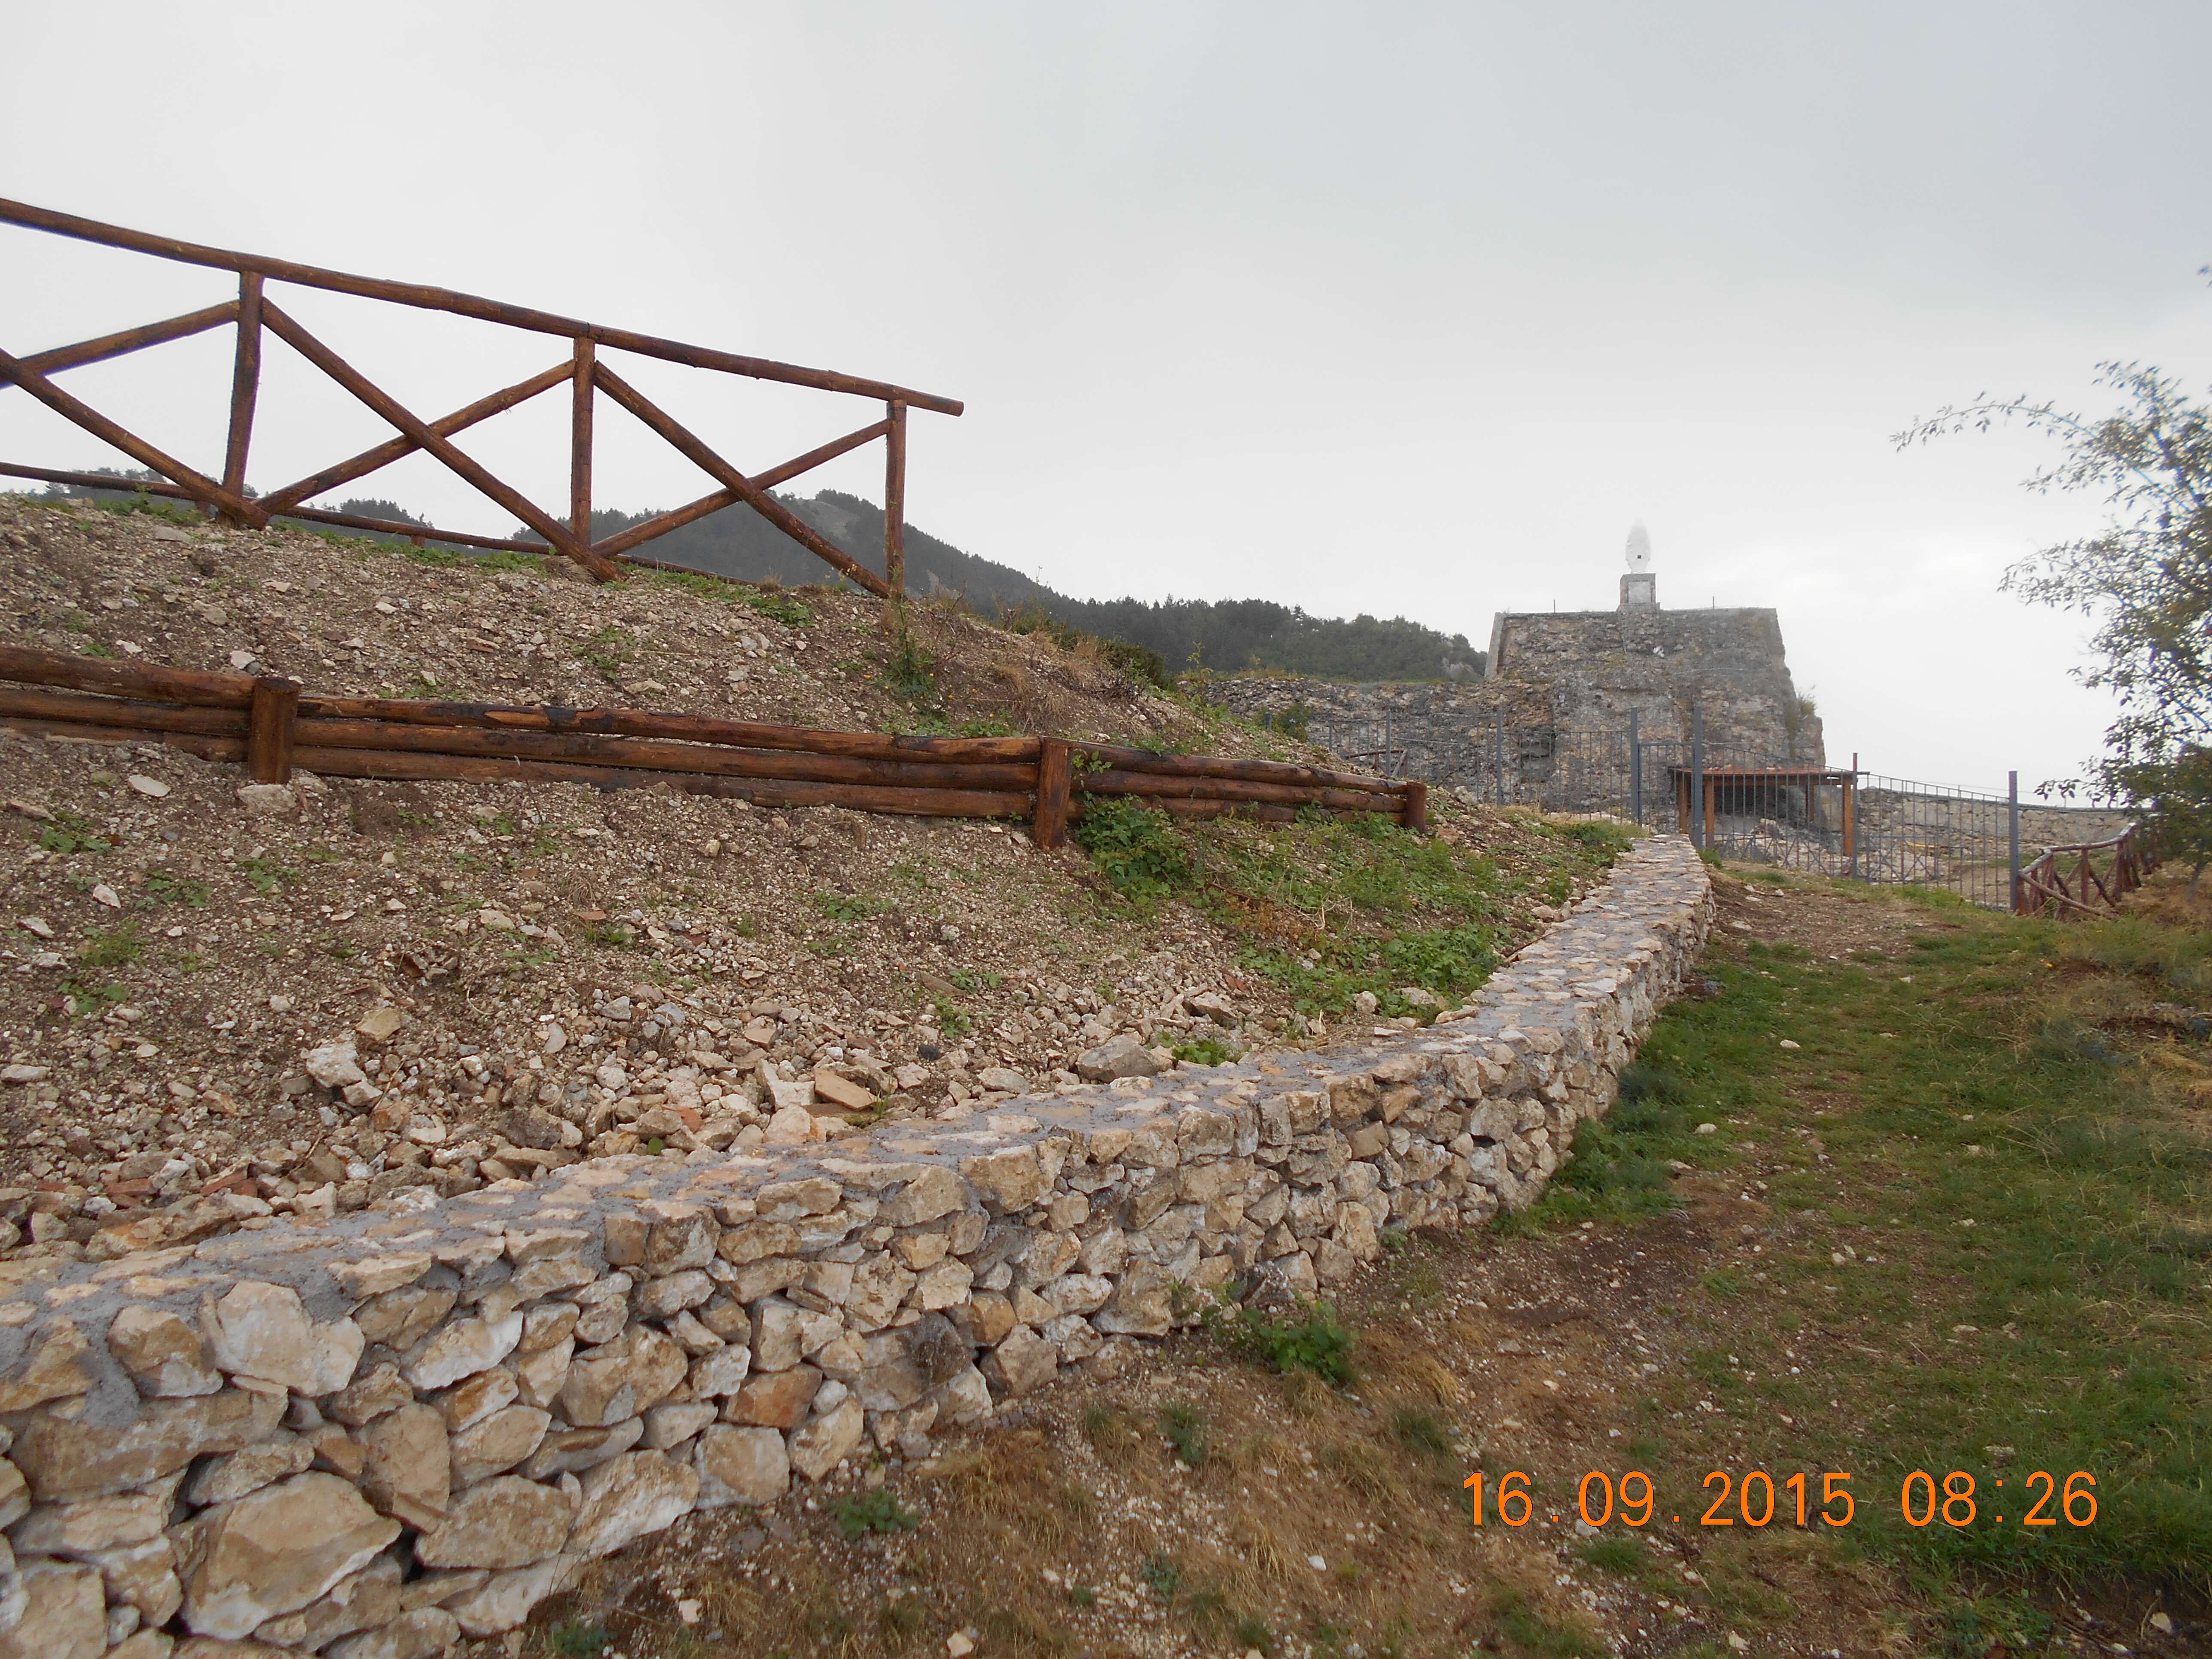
xmin=0 ymin=647 xmax=1425 ymax=846
xmin=0 ymin=198 xmax=960 ymax=594
xmin=2013 ymin=822 xmax=2157 ymax=917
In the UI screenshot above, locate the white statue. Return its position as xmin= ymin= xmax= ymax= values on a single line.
xmin=1626 ymin=522 xmax=1652 ymax=572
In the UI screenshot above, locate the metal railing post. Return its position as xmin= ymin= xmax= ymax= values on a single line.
xmin=2008 ymin=769 xmax=2021 ymax=914
xmin=1629 ymin=710 xmax=1641 ymax=824
xmin=1690 ymin=707 xmax=1705 ymax=851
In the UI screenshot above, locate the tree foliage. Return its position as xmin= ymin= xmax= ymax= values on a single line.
xmin=1898 ymin=346 xmax=2212 ymax=869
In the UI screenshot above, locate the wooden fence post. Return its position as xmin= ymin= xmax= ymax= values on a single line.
xmin=246 ymin=677 xmax=300 ymax=783
xmin=221 ymin=273 xmax=262 ymax=519
xmin=1401 ymin=778 xmax=1427 ymax=833
xmin=1032 ymin=738 xmax=1071 ymax=848
xmin=571 ymin=336 xmax=595 ymax=551
xmin=883 ymin=400 xmax=907 ymax=596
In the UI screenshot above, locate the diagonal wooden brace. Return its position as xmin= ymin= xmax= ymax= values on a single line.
xmin=590 ymin=362 xmax=892 ymax=599
xmin=0 ymin=343 xmax=263 ymax=525
xmin=258 ymin=360 xmax=574 ymax=515
xmin=258 ymin=301 xmax=620 ymax=581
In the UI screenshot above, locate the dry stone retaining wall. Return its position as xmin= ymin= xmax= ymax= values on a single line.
xmin=0 ymin=837 xmax=1711 ymax=1659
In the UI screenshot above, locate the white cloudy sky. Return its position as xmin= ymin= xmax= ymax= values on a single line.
xmin=4 ymin=2 xmax=2209 ymax=791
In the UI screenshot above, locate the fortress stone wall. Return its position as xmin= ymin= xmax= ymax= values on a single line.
xmin=0 ymin=840 xmax=1710 ymax=1659
xmin=1487 ymin=598 xmax=1823 ymax=764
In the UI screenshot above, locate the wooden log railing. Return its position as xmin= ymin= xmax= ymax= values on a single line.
xmin=0 ymin=198 xmax=961 ymax=591
xmin=2013 ymin=821 xmax=2157 ymax=917
xmin=0 ymin=647 xmax=1423 ymax=844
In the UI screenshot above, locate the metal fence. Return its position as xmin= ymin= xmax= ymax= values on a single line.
xmin=1298 ymin=705 xmax=2134 ymax=912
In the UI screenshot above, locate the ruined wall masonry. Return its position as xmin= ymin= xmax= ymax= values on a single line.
xmin=0 ymin=840 xmax=1711 ymax=1659
xmin=1487 ymin=606 xmax=1825 ymax=765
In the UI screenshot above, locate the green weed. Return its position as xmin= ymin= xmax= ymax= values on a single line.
xmin=1138 ymin=1552 xmax=1182 ymax=1598
xmin=240 ymin=856 xmax=296 ymax=894
xmin=35 ymin=811 xmax=110 ymax=856
xmin=829 ymin=1488 xmax=918 ymax=1539
xmin=1072 ymin=797 xmax=1192 ymax=902
xmin=1209 ymin=1296 xmax=1356 ymax=1385
xmin=1169 ymin=1033 xmax=1240 ymax=1066
xmin=143 ymin=871 xmax=208 ymax=905
xmin=811 ymin=891 xmax=886 ymax=923
xmin=1159 ymin=1402 xmax=1207 ymax=1468
xmin=79 ymin=924 xmax=144 ymax=968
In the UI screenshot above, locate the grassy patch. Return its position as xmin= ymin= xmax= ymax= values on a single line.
xmin=1535 ymin=875 xmax=2212 ymax=1590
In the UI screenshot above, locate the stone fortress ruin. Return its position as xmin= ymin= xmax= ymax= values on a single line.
xmin=1211 ymin=526 xmax=1823 ymax=799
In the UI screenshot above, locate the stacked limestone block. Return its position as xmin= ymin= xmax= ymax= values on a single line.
xmin=0 ymin=838 xmax=1709 ymax=1659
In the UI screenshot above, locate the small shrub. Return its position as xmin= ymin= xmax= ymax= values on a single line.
xmin=1073 ymin=798 xmax=1192 ymax=902
xmin=1138 ymin=1553 xmax=1182 ymax=1598
xmin=885 ymin=617 xmax=935 ymax=703
xmin=830 ymin=1488 xmax=918 ymax=1539
xmin=1159 ymin=1402 xmax=1207 ymax=1468
xmin=1210 ymin=1296 xmax=1356 ymax=1385
xmin=547 ymin=1622 xmax=609 ymax=1659
xmin=80 ymin=925 xmax=144 ymax=968
xmin=1169 ymin=1033 xmax=1240 ymax=1066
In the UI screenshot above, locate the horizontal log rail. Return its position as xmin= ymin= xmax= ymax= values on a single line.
xmin=2013 ymin=822 xmax=2157 ymax=918
xmin=0 ymin=646 xmax=1419 ymax=843
xmin=0 ymin=197 xmax=960 ymax=589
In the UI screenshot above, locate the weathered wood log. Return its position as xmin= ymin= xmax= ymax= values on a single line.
xmin=1079 ymin=769 xmax=1402 ymax=813
xmin=247 ymin=677 xmax=300 ymax=783
xmin=292 ymin=693 xmax=1040 ymax=763
xmin=570 ymin=337 xmax=594 ymax=562
xmin=0 ymin=714 xmax=245 ymax=762
xmin=0 ymin=465 xmax=554 ymax=553
xmin=260 ymin=302 xmax=618 ymax=580
xmin=0 ymin=684 xmax=246 ymax=736
xmin=221 ymin=273 xmax=262 ymax=512
xmin=590 ymin=362 xmax=891 ymax=598
xmin=1074 ymin=796 xmax=1361 ymax=824
xmin=0 ymin=344 xmax=263 ymax=526
xmin=1074 ymin=741 xmax=1401 ymax=795
xmin=1032 ymin=738 xmax=1071 ymax=849
xmin=259 ymin=361 xmax=574 ymax=515
xmin=289 ymin=745 xmax=1029 ymax=817
xmin=291 ymin=717 xmax=1037 ymax=789
xmin=884 ymin=401 xmax=907 ymax=594
xmin=0 ymin=196 xmax=963 ymax=415
xmin=1402 ymin=778 xmax=1428 ymax=832
xmin=0 ymin=645 xmax=254 ymax=708
xmin=592 ymin=417 xmax=893 ymax=562
xmin=11 ymin=302 xmax=237 ymax=379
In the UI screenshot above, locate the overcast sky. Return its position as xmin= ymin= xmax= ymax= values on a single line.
xmin=5 ymin=2 xmax=2209 ymax=791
